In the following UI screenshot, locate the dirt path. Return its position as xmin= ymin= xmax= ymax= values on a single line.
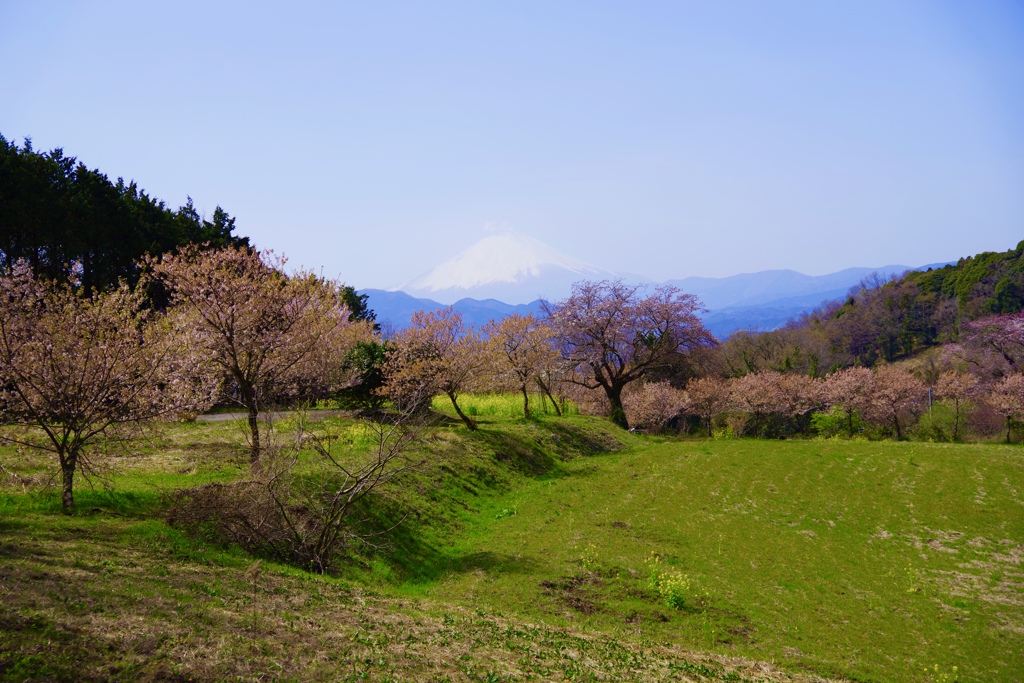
xmin=195 ymin=409 xmax=350 ymax=423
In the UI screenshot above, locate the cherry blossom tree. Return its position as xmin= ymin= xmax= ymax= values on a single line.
xmin=728 ymin=371 xmax=820 ymax=436
xmin=682 ymin=376 xmax=731 ymax=437
xmin=482 ymin=314 xmax=557 ymax=419
xmin=153 ymin=246 xmax=366 ymax=462
xmin=383 ymin=308 xmax=485 ymax=430
xmin=0 ymin=263 xmax=211 ymax=512
xmin=622 ymin=381 xmax=686 ymax=433
xmin=984 ymin=374 xmax=1024 ymax=442
xmin=864 ymin=365 xmax=926 ymax=439
xmin=935 ymin=371 xmax=980 ymax=441
xmin=822 ymin=367 xmax=874 ymax=437
xmin=961 ymin=312 xmax=1024 ymax=376
xmin=544 ymin=280 xmax=714 ymax=430
xmin=729 ymin=372 xmax=782 ymax=433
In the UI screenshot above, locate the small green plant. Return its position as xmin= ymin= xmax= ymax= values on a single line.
xmin=575 ymin=542 xmax=599 ymax=571
xmin=646 ymin=553 xmax=690 ymax=610
xmin=810 ymin=406 xmax=866 ymax=438
xmin=711 ymin=427 xmax=734 ymax=440
xmin=923 ymin=664 xmax=959 ymax=682
xmin=904 ymin=563 xmax=922 ymax=594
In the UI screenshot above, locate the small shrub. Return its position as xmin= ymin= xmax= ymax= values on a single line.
xmin=646 ymin=553 xmax=690 ymax=610
xmin=168 ymin=411 xmax=422 ymax=573
xmin=723 ymin=413 xmax=749 ymax=439
xmin=912 ymin=403 xmax=958 ymax=442
xmin=811 ymin=406 xmax=866 ymax=438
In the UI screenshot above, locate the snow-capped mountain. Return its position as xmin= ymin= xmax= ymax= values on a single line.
xmin=376 ymin=230 xmax=951 ymax=337
xmin=390 ymin=231 xmax=615 ymax=304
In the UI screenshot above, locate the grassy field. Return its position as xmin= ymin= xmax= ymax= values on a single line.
xmin=1 ymin=408 xmax=1022 ymax=682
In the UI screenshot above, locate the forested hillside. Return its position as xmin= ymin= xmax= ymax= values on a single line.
xmin=719 ymin=241 xmax=1024 ymax=376
xmin=0 ymin=135 xmax=249 ymax=292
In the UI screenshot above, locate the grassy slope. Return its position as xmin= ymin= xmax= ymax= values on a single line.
xmin=1 ymin=410 xmax=1022 ymax=682
xmin=416 ymin=435 xmax=1024 ymax=683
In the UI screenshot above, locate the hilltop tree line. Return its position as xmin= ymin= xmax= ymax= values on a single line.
xmin=720 ymin=241 xmax=1024 ymax=375
xmin=0 ymin=135 xmax=249 ymax=292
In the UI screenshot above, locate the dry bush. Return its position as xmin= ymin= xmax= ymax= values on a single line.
xmin=169 ymin=409 xmax=423 ymax=573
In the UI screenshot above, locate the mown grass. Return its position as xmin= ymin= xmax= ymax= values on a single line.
xmin=416 ymin=437 xmax=1024 ymax=683
xmin=1 ymin=404 xmax=1022 ymax=682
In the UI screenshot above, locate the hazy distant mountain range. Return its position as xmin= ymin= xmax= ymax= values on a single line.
xmin=364 ymin=231 xmax=947 ymax=339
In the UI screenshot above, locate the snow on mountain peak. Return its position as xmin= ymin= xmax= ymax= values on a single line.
xmin=391 ymin=231 xmax=611 ymax=296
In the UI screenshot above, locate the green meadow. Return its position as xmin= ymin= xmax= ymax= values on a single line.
xmin=1 ymin=403 xmax=1022 ymax=682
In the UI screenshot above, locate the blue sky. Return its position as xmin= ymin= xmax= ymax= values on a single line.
xmin=2 ymin=1 xmax=1022 ymax=288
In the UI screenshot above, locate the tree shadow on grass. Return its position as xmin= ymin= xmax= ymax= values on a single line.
xmin=545 ymin=421 xmax=627 ymax=459
xmin=476 ymin=428 xmax=557 ymax=476
xmin=344 ymin=490 xmax=539 ymax=583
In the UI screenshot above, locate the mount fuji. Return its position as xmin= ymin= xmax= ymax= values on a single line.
xmin=390 ymin=231 xmax=616 ymax=305
xmin=362 ymin=230 xmax=945 ymax=338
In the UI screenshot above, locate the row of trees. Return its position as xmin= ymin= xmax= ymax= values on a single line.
xmin=380 ymin=284 xmax=1024 ymax=443
xmin=621 ymin=366 xmax=1024 ymax=442
xmin=0 ymin=247 xmax=374 ymax=511
xmin=5 ymin=242 xmax=1024 ymax=512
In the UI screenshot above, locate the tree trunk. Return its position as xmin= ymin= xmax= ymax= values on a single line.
xmin=1007 ymin=417 xmax=1013 ymax=443
xmin=60 ymin=451 xmax=77 ymax=514
xmin=247 ymin=404 xmax=261 ymax=463
xmin=538 ymin=379 xmax=561 ymax=417
xmin=706 ymin=414 xmax=713 ymax=437
xmin=447 ymin=391 xmax=477 ymax=430
xmin=240 ymin=382 xmax=261 ymax=463
xmin=521 ymin=384 xmax=531 ymax=420
xmin=605 ymin=385 xmax=628 ymax=430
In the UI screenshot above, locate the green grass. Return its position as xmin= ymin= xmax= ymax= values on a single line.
xmin=412 ymin=437 xmax=1024 ymax=682
xmin=1 ymin=406 xmax=1022 ymax=682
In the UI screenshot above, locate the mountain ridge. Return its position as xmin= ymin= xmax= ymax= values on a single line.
xmin=363 ymin=262 xmax=950 ymax=338
xmin=369 ymin=230 xmax=951 ymax=337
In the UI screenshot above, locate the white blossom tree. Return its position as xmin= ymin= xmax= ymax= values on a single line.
xmin=0 ymin=263 xmax=212 ymax=511
xmin=153 ymin=246 xmax=367 ymax=462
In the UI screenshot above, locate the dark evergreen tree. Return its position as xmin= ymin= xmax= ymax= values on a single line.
xmin=0 ymin=135 xmax=249 ymax=292
xmin=340 ymin=285 xmax=379 ymax=330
